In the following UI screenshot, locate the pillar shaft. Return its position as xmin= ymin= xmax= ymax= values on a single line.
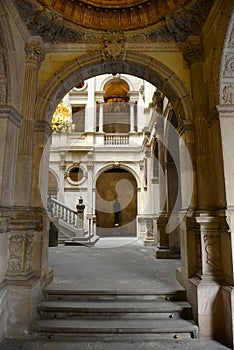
xmin=14 ymin=37 xmax=44 ymax=207
xmin=184 ymin=36 xmax=214 ymax=210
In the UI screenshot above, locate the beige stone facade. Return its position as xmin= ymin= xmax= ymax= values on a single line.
xmin=1 ymin=0 xmax=234 ymax=348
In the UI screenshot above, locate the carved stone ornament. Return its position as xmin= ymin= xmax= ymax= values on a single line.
xmin=7 ymin=234 xmax=26 ymax=274
xmin=25 ymin=41 xmax=44 ymax=65
xmin=183 ymin=36 xmax=204 ymax=64
xmin=222 ymin=84 xmax=234 ymax=104
xmin=102 ymin=30 xmax=126 ymax=60
xmin=15 ymin=0 xmax=213 ymax=44
xmin=223 ymin=55 xmax=234 ymax=76
xmin=203 ymin=233 xmax=221 ymax=273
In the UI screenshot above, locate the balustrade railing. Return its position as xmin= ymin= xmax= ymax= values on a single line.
xmin=47 ymin=196 xmax=77 ymax=228
xmin=104 ymin=134 xmax=129 ymax=146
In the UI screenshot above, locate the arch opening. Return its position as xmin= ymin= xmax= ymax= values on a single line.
xmin=95 ymin=168 xmax=137 ymax=237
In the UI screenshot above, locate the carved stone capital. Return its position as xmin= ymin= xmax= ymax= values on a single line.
xmin=25 ymin=37 xmax=44 ymax=65
xmin=183 ymin=36 xmax=204 ymax=65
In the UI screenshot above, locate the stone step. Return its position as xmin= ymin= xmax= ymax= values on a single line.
xmin=37 ymin=300 xmax=192 ymax=319
xmin=33 ymin=289 xmax=197 ymax=341
xmin=64 ymin=234 xmax=99 ymax=247
xmin=43 ymin=289 xmax=187 ymax=302
xmin=31 ymin=318 xmax=198 ymax=340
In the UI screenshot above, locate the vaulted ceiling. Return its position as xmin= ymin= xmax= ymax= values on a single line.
xmin=16 ymin=0 xmax=214 ymax=43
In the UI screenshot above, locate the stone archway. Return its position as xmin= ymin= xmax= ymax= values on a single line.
xmin=36 ymin=52 xmax=193 ymax=126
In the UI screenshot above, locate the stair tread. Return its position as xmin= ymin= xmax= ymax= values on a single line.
xmin=44 ymin=289 xmax=185 ymax=295
xmin=32 ymin=318 xmax=198 ymax=331
xmin=38 ymin=300 xmax=191 ymax=311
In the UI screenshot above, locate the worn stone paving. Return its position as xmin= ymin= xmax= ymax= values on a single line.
xmin=0 ymin=238 xmax=230 ymax=350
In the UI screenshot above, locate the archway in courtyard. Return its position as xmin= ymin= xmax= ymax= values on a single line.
xmin=37 ymin=52 xmax=193 ymax=270
xmin=95 ymin=168 xmax=137 ymax=237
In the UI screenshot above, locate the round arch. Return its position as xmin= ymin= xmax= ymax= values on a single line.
xmin=100 ymin=74 xmax=133 ymax=92
xmin=94 ymin=163 xmax=141 ymax=190
xmin=95 ymin=166 xmax=138 ymax=237
xmin=36 ymin=51 xmax=193 ymax=125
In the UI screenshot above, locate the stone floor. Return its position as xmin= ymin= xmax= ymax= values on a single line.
xmin=0 ymin=238 xmax=230 ymax=349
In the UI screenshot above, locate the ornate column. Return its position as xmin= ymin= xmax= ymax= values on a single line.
xmin=14 ymin=36 xmax=44 ymax=207
xmin=183 ymin=36 xmax=214 ymax=210
xmin=184 ymin=36 xmax=226 ymax=341
xmin=6 ymin=37 xmax=46 ymax=337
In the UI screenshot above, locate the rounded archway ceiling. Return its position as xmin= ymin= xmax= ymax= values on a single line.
xmin=38 ymin=0 xmax=191 ymax=31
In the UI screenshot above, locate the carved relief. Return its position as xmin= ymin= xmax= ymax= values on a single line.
xmin=7 ymin=234 xmax=26 ymax=273
xmin=102 ymin=30 xmax=126 ymax=60
xmin=203 ymin=234 xmax=221 ymax=273
xmin=183 ymin=36 xmax=204 ymax=64
xmin=15 ymin=0 xmax=213 ymax=44
xmin=222 ymin=84 xmax=234 ymax=104
xmin=223 ymin=55 xmax=234 ymax=76
xmin=16 ymin=0 xmax=88 ymax=43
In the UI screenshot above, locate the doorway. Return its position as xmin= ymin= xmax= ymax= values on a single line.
xmin=95 ymin=168 xmax=137 ymax=237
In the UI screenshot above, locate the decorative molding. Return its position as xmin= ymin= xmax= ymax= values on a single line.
xmin=15 ymin=0 xmax=213 ymax=44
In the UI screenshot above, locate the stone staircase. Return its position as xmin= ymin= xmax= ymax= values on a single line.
xmin=31 ymin=288 xmax=199 ymax=341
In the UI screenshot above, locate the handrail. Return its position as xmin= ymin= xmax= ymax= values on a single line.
xmin=47 ymin=196 xmax=97 ymax=240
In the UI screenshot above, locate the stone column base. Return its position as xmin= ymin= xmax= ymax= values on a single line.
xmin=6 ymin=276 xmax=41 ymax=338
xmin=155 ymin=246 xmax=180 ymax=259
xmin=188 ymin=276 xmax=234 ymax=347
